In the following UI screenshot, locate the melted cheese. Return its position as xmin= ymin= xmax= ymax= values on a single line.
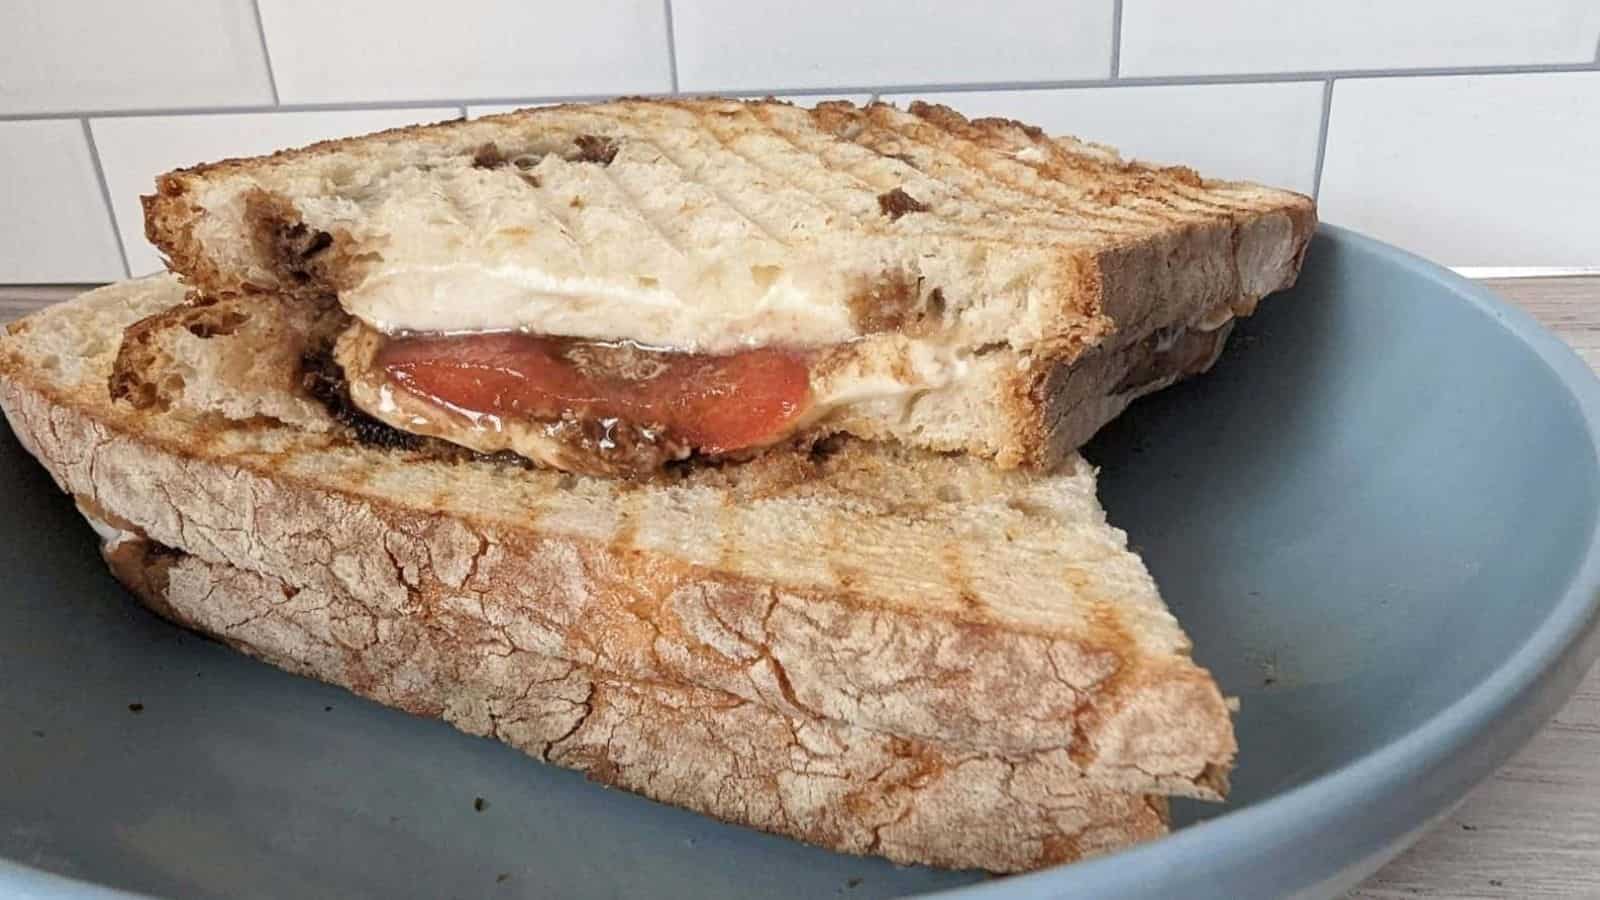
xmin=342 ymin=262 xmax=858 ymax=354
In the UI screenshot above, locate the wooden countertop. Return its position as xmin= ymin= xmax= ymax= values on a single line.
xmin=1 ymin=277 xmax=1597 ymax=898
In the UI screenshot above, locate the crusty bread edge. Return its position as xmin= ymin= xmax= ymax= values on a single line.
xmin=99 ymin=533 xmax=1170 ymax=873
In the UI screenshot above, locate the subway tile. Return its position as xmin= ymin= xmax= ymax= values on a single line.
xmin=1319 ymin=72 xmax=1600 ymax=267
xmin=884 ymin=83 xmax=1324 ymax=194
xmin=673 ymin=0 xmax=1113 ymax=91
xmin=1120 ymin=0 xmax=1600 ymax=76
xmin=0 ymin=1 xmax=272 ymax=114
xmin=92 ymin=109 xmax=460 ymax=275
xmin=467 ymin=93 xmax=872 ymax=119
xmin=0 ymin=121 xmax=126 ymax=282
xmin=258 ymin=0 xmax=671 ymax=103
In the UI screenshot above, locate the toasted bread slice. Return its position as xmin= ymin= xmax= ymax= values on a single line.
xmin=142 ymin=97 xmax=1313 ymax=469
xmin=0 ymin=277 xmax=1234 ymax=798
xmin=97 ymin=534 xmax=1167 ymax=872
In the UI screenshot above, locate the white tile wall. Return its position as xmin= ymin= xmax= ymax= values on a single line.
xmin=0 ymin=121 xmax=125 ymax=282
xmin=1120 ymin=0 xmax=1600 ymax=76
xmin=1319 ymin=72 xmax=1600 ymax=268
xmin=672 ymin=0 xmax=1114 ymax=90
xmin=3 ymin=1 xmax=1600 ymax=280
xmin=258 ymin=0 xmax=672 ymax=103
xmin=91 ymin=108 xmax=460 ymax=275
xmin=469 ymin=93 xmax=872 ymax=119
xmin=0 ymin=1 xmax=273 ymax=114
xmin=886 ymin=83 xmax=1324 ymax=194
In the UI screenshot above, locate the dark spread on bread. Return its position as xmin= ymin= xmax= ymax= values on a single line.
xmin=470 ymin=143 xmax=543 ymax=187
xmin=302 ymin=344 xmax=429 ymax=451
xmin=846 ymin=271 xmax=944 ymax=335
xmin=471 ymin=143 xmax=508 ymax=168
xmin=572 ymin=135 xmax=619 ymax=165
xmin=243 ymin=189 xmax=360 ymax=294
xmin=337 ymin=328 xmax=816 ymax=477
xmin=877 ymin=188 xmax=929 ymax=221
xmin=301 ymin=341 xmax=530 ymax=467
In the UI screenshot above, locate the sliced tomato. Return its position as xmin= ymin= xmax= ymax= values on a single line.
xmin=377 ymin=332 xmax=813 ymax=454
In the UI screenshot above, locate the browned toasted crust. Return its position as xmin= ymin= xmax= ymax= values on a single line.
xmin=100 ymin=536 xmax=1169 ymax=872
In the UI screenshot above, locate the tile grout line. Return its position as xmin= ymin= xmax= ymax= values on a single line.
xmin=79 ymin=119 xmax=132 ymax=279
xmin=663 ymin=0 xmax=681 ymax=94
xmin=248 ymin=0 xmax=281 ymax=105
xmin=1109 ymin=0 xmax=1124 ymax=78
xmin=1311 ymin=78 xmax=1334 ymax=201
xmin=3 ymin=59 xmax=1596 ymax=122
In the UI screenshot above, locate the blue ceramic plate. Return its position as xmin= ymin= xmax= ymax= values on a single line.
xmin=3 ymin=226 xmax=1598 ymax=900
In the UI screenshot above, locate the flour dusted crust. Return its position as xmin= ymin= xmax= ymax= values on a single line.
xmin=101 ymin=538 xmax=1167 ymax=872
xmin=141 ymin=97 xmax=1314 ymax=470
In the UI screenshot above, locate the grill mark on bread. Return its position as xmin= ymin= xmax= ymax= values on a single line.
xmin=899 ymin=102 xmax=1211 ymax=230
xmin=642 ymin=100 xmax=839 ymax=246
xmin=1066 ymin=596 xmax=1137 ymax=769
xmin=714 ymin=501 xmax=740 ymax=573
xmin=676 ymin=96 xmax=1097 ymax=261
xmin=862 ymin=104 xmax=1147 ymax=237
xmin=941 ymin=543 xmax=984 ymax=614
xmin=940 ymin=107 xmax=1155 ymax=208
xmin=761 ymin=102 xmax=1127 ymax=247
xmin=604 ymin=105 xmax=797 ymax=247
xmin=610 ymin=490 xmax=641 ymax=554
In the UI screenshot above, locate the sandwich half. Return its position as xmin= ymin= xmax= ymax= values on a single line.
xmin=2 ymin=276 xmax=1230 ymax=870
xmin=142 ymin=97 xmax=1315 ymax=476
